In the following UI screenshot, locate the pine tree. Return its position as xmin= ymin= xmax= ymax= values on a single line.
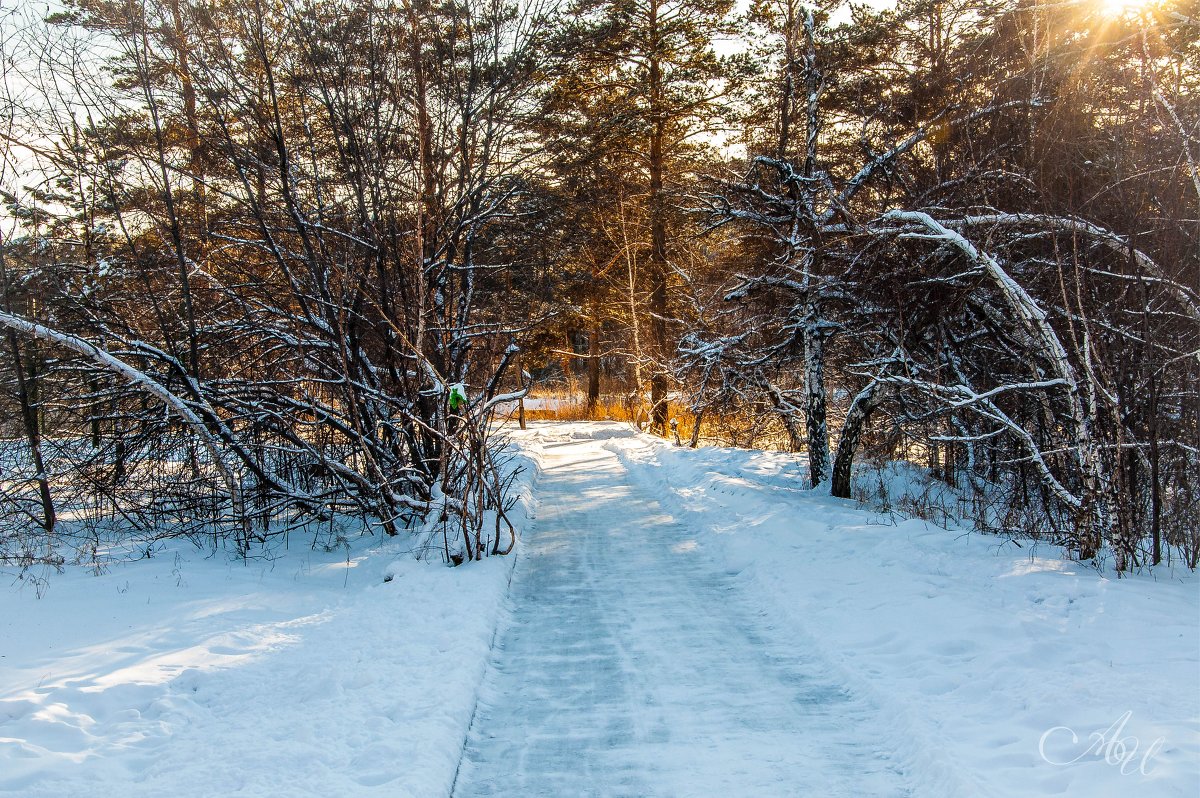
xmin=546 ymin=0 xmax=750 ymax=432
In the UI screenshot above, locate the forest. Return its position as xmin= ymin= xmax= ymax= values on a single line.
xmin=0 ymin=0 xmax=1196 ymax=572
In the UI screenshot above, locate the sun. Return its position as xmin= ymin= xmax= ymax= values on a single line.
xmin=1098 ymin=0 xmax=1155 ymax=18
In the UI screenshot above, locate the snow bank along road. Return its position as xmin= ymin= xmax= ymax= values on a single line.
xmin=2 ymin=422 xmax=1197 ymax=796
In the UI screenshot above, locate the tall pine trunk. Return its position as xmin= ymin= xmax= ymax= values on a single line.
xmin=647 ymin=4 xmax=670 ymax=435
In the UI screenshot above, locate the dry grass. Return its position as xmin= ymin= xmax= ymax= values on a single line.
xmin=495 ymin=392 xmax=800 ymax=451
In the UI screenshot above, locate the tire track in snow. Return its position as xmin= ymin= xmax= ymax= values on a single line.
xmin=452 ymin=429 xmax=911 ymax=797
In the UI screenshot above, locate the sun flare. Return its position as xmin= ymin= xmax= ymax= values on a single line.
xmin=1099 ymin=0 xmax=1154 ymax=18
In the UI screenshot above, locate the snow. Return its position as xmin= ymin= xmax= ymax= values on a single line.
xmin=600 ymin=424 xmax=1200 ymax=798
xmin=0 ymin=441 xmax=542 ymax=797
xmin=494 ymin=396 xmax=568 ymax=412
xmin=3 ymin=422 xmax=1197 ymax=797
xmin=453 ymin=425 xmax=908 ymax=796
xmin=0 ymin=548 xmax=518 ymax=797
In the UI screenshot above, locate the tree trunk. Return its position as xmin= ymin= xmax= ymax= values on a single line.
xmin=587 ymin=317 xmax=601 ymax=414
xmin=0 ymin=234 xmax=54 ymax=535
xmin=8 ymin=334 xmax=55 ymax=535
xmin=803 ymin=308 xmax=830 ymax=486
xmin=690 ymin=408 xmax=703 ymax=448
xmin=832 ymin=380 xmax=884 ymax=499
xmin=1149 ymin=376 xmax=1161 ymax=565
xmin=647 ymin=5 xmax=670 ymax=435
xmin=764 ymin=380 xmax=805 ymax=453
xmin=168 ymin=0 xmax=205 ymax=223
xmin=136 ymin=12 xmax=199 ymax=378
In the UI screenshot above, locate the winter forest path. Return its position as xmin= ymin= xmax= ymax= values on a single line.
xmin=450 ymin=428 xmax=912 ymax=797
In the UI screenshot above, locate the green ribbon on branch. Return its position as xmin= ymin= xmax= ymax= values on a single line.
xmin=448 ymin=382 xmax=468 ymax=411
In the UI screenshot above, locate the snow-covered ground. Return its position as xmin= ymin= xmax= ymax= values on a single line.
xmin=0 ymin=445 xmax=539 ymax=797
xmin=0 ymin=548 xmax=519 ymax=798
xmin=3 ymin=422 xmax=1198 ymax=797
xmin=596 ymin=424 xmax=1200 ymax=798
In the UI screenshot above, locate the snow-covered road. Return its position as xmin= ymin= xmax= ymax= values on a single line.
xmin=452 ymin=431 xmax=909 ymax=797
